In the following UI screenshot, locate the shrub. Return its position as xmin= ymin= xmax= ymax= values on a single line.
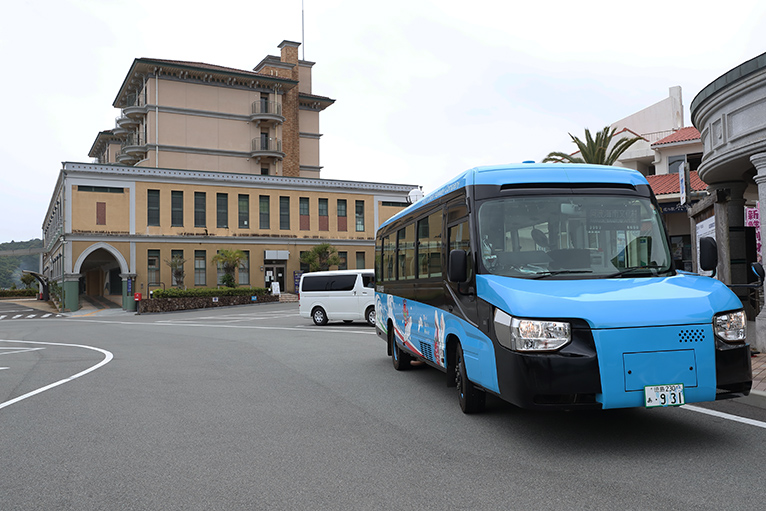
xmin=0 ymin=289 xmax=38 ymax=298
xmin=151 ymin=286 xmax=269 ymax=299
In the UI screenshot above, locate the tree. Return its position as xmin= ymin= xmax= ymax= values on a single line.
xmin=542 ymin=126 xmax=643 ymax=165
xmin=211 ymin=249 xmax=246 ymax=288
xmin=300 ymin=243 xmax=341 ymax=272
xmin=20 ymin=273 xmax=36 ymax=290
xmin=164 ymin=254 xmax=187 ymax=288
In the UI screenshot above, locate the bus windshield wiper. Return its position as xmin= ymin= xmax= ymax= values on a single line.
xmin=529 ymin=270 xmax=593 ymax=279
xmin=606 ymin=265 xmax=668 ymax=278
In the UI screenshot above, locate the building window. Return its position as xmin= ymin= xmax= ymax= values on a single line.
xmin=280 ymin=196 xmax=290 ymax=230
xmin=78 ymin=186 xmax=123 ymax=193
xmin=96 ymin=202 xmax=106 ymax=225
xmin=194 ymin=192 xmax=206 ymax=228
xmin=194 ymin=250 xmax=206 ymax=286
xmin=338 ymin=251 xmax=347 ymax=270
xmin=300 ymin=197 xmax=310 ymax=230
xmin=355 ymin=200 xmax=365 ymax=232
xmin=239 ymin=250 xmax=250 ymax=286
xmin=147 ymin=189 xmax=160 ymax=226
xmin=217 ymin=193 xmax=228 ymax=228
xmin=337 ymin=199 xmax=347 ymax=231
xmin=238 ymin=194 xmax=249 ymax=229
xmin=319 ymin=198 xmax=328 ymax=231
xmin=261 ymin=167 xmax=269 ymax=176
xmin=356 ymin=251 xmax=366 ymax=269
xmin=171 ymin=191 xmax=183 ymax=227
xmin=259 ymin=195 xmax=270 ymax=229
xmin=216 ymin=251 xmax=225 ymax=285
xmin=148 ymin=249 xmax=160 ymax=285
xmin=171 ymin=249 xmax=183 ymax=286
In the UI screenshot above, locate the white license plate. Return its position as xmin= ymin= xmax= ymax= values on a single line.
xmin=644 ymin=384 xmax=685 ymax=408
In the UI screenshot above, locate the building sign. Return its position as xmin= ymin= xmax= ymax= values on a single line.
xmin=746 ymin=205 xmax=761 ymax=263
xmin=695 ymin=216 xmax=716 ymax=277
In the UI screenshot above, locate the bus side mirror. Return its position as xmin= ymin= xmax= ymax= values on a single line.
xmin=752 ymin=262 xmax=765 ymax=284
xmin=448 ymin=249 xmax=468 ymax=283
xmin=699 ymin=237 xmax=718 ymax=275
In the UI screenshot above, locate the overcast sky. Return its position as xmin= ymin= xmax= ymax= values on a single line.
xmin=1 ymin=0 xmax=765 ymax=243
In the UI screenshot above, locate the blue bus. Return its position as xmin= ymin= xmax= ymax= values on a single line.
xmin=374 ymin=163 xmax=752 ymax=412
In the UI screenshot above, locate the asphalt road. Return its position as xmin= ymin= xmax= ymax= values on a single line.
xmin=1 ymin=302 xmax=765 ymax=510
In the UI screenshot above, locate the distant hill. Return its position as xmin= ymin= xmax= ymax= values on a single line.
xmin=0 ymin=239 xmax=43 ymax=289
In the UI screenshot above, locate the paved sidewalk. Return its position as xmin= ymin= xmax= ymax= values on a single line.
xmin=751 ymin=352 xmax=765 ymax=393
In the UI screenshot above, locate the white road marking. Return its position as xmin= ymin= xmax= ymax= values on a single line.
xmin=0 ymin=316 xmax=6 ymax=320
xmin=12 ymin=315 xmax=22 ymax=319
xmin=26 ymin=315 xmax=36 ymax=319
xmin=682 ymin=404 xmax=766 ymax=430
xmin=0 ymin=340 xmax=113 ymax=411
xmin=42 ymin=314 xmax=51 ymax=318
xmin=0 ymin=367 xmax=8 ymax=370
xmin=72 ymin=318 xmax=377 ymax=335
xmin=0 ymin=347 xmax=45 ymax=356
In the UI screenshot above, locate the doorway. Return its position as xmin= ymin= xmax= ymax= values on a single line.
xmin=264 ymin=265 xmax=285 ymax=293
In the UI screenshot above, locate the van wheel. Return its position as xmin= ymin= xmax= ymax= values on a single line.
xmin=312 ymin=307 xmax=328 ymax=326
xmin=456 ymin=344 xmax=485 ymax=413
xmin=390 ymin=327 xmax=410 ymax=370
xmin=365 ymin=306 xmax=375 ymax=327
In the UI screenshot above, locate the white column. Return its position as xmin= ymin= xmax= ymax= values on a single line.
xmin=749 ymin=153 xmax=766 ymax=353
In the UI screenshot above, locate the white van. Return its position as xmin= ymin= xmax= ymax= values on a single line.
xmin=299 ymin=269 xmax=376 ymax=326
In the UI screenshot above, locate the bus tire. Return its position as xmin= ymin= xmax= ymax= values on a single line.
xmin=390 ymin=329 xmax=411 ymax=371
xmin=456 ymin=344 xmax=485 ymax=413
xmin=312 ymin=307 xmax=328 ymax=326
xmin=365 ymin=306 xmax=376 ymax=327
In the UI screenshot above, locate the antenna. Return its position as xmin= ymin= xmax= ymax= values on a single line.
xmin=301 ymin=0 xmax=305 ymax=60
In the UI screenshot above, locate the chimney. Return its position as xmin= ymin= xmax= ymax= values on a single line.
xmin=278 ymin=40 xmax=301 ymax=67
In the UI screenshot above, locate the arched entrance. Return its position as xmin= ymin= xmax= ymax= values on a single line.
xmin=72 ymin=243 xmax=130 ymax=310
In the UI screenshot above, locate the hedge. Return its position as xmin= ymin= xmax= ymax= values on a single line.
xmin=0 ymin=289 xmax=38 ymax=298
xmin=139 ymin=292 xmax=279 ymax=313
xmin=151 ymin=286 xmax=270 ymax=299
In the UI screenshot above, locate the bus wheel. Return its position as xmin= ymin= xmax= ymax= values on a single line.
xmin=456 ymin=344 xmax=485 ymax=413
xmin=390 ymin=329 xmax=411 ymax=371
xmin=365 ymin=306 xmax=375 ymax=327
xmin=312 ymin=307 xmax=328 ymax=326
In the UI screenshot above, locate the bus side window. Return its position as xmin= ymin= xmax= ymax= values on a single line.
xmin=397 ymin=224 xmax=416 ymax=280
xmin=417 ymin=211 xmax=443 ymax=278
xmin=448 ymin=220 xmax=472 ymax=280
xmin=382 ymin=235 xmax=395 ymax=281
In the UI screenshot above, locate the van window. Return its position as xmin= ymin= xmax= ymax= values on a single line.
xmin=362 ymin=274 xmax=374 ymax=288
xmin=302 ymin=274 xmax=357 ymax=292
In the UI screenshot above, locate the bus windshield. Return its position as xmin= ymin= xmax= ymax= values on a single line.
xmin=476 ymin=194 xmax=673 ymax=279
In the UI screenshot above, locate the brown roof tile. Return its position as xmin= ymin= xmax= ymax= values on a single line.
xmin=646 ymin=170 xmax=706 ymax=195
xmin=651 ymin=127 xmax=701 ymax=147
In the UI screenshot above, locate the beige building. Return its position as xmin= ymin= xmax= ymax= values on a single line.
xmin=43 ymin=41 xmax=417 ymax=311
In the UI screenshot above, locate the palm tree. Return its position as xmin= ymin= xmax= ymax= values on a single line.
xmin=300 ymin=243 xmax=341 ymax=272
xmin=164 ymin=254 xmax=187 ymax=288
xmin=211 ymin=249 xmax=246 ymax=288
xmin=543 ymin=126 xmax=643 ymax=165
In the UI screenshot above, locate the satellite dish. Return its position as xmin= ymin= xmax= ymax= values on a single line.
xmin=407 ymin=187 xmax=424 ymax=204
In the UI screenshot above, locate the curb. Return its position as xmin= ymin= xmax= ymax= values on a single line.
xmin=734 ymin=389 xmax=766 ymax=410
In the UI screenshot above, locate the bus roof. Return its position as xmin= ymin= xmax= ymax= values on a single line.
xmin=378 ymin=163 xmax=650 ymax=231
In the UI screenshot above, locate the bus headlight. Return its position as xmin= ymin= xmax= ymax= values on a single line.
xmin=494 ymin=309 xmax=571 ymax=352
xmin=714 ymin=310 xmax=747 ymax=343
